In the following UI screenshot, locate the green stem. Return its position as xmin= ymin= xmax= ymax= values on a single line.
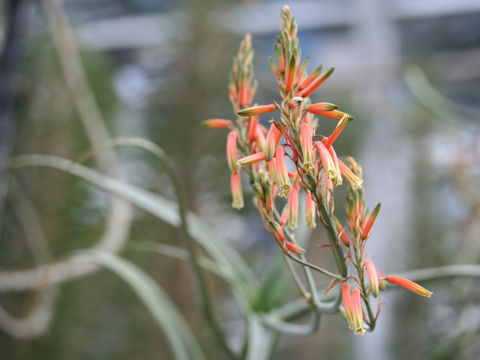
xmin=282 ymin=253 xmax=310 ymax=300
xmin=318 ymin=203 xmax=348 ymax=277
xmin=261 ymin=311 xmax=320 ymax=335
xmin=285 ymin=252 xmax=345 ymax=281
xmin=273 ymin=209 xmax=343 ymax=281
xmin=353 ymin=254 xmax=376 ymax=330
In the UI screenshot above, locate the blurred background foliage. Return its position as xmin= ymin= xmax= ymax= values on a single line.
xmin=1 ymin=0 xmax=480 ymax=359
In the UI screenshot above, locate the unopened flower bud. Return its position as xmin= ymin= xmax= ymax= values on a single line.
xmin=226 ymin=131 xmax=238 ymax=173
xmin=386 ymin=276 xmax=433 ymax=298
xmin=365 ymin=260 xmax=380 ymax=297
xmin=237 ymin=152 xmax=267 ymax=167
xmin=285 ymin=241 xmax=305 ymax=255
xmin=265 ymin=123 xmax=283 ymax=160
xmin=237 ymin=104 xmax=277 ymax=117
xmin=360 ymin=203 xmax=381 ymax=240
xmin=269 ymin=221 xmax=286 ymax=242
xmin=230 ymin=172 xmax=244 ymax=209
xmin=203 ymin=119 xmax=232 ymax=129
xmin=299 ymin=67 xmax=334 ymax=98
xmin=333 ymin=215 xmax=350 ymax=246
xmin=305 ymin=191 xmax=317 ymax=228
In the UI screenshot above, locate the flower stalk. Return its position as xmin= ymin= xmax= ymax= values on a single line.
xmin=205 ymin=5 xmax=431 ymax=337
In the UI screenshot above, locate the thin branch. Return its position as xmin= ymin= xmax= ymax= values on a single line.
xmin=284 ymin=252 xmax=345 ymax=281
xmin=261 ymin=312 xmax=320 ymax=335
xmin=281 ymin=253 xmax=310 ymax=300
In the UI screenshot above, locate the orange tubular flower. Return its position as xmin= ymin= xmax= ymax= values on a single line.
xmin=226 ymin=131 xmax=238 ymax=173
xmin=295 ymin=57 xmax=310 ymax=88
xmin=298 ymin=64 xmax=322 ymax=90
xmin=351 ymin=288 xmax=365 ymax=335
xmin=287 ymin=184 xmax=300 ymax=229
xmin=237 ymin=104 xmax=277 ymax=117
xmin=267 ymin=158 xmax=277 ymax=184
xmin=338 ymin=159 xmax=363 ymax=191
xmin=274 ymin=146 xmax=292 ymax=198
xmin=365 ymin=260 xmax=380 ymax=297
xmin=269 ymin=221 xmax=286 ymax=242
xmin=203 ymin=119 xmax=233 ymax=129
xmin=285 ymin=55 xmax=296 ymax=92
xmin=360 ymin=203 xmax=381 ymax=240
xmin=333 ymin=216 xmax=350 ymax=246
xmin=237 ymin=152 xmax=267 ymax=167
xmin=323 ymin=115 xmax=349 ymax=149
xmin=230 ymin=172 xmax=244 ymax=209
xmin=307 ymin=108 xmax=354 ymax=122
xmin=326 ymin=145 xmax=342 ymax=187
xmin=280 ymin=204 xmax=290 ymax=226
xmin=246 ymin=80 xmax=258 ymax=106
xmin=274 ymin=43 xmax=285 ymax=72
xmin=307 ymin=102 xmax=337 ymax=113
xmin=386 ymin=276 xmax=433 ymax=298
xmin=247 ymin=115 xmax=259 ymax=143
xmin=238 ymin=81 xmax=246 ymax=108
xmin=342 ymin=283 xmax=353 ymax=327
xmin=254 ymin=126 xmax=266 ymax=152
xmin=265 ymin=123 xmax=283 ymax=160
xmin=285 ymin=241 xmax=305 ymax=255
xmin=268 ymin=57 xmax=279 ymax=79
xmin=305 ymin=191 xmax=317 ymax=228
xmin=300 ymin=122 xmax=315 ymax=174
xmin=314 ymin=141 xmax=342 ymax=186
xmin=298 ymin=67 xmax=334 ymax=98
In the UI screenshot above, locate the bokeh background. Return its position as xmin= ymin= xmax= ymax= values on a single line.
xmin=1 ymin=0 xmax=480 ymax=359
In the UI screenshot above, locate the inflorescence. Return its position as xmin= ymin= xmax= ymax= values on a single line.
xmin=204 ymin=6 xmax=432 ymax=335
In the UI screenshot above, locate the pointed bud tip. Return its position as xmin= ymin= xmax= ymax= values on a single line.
xmin=326 ymin=67 xmax=335 ymax=76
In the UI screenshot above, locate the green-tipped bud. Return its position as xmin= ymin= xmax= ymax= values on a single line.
xmin=237 ymin=104 xmax=277 ymax=117
xmin=268 ymin=57 xmax=279 ymax=78
xmin=299 ymin=67 xmax=335 ymax=98
xmin=274 ymin=43 xmax=285 ymax=72
xmin=298 ymin=65 xmax=323 ymax=90
xmin=265 ymin=123 xmax=283 ymax=161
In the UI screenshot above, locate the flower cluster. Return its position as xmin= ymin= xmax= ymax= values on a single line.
xmin=205 ymin=6 xmax=432 ymax=334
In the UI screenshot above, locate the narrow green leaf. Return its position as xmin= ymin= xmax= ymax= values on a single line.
xmin=246 ymin=317 xmax=277 ymax=360
xmin=86 ymin=250 xmax=206 ymax=360
xmin=132 ymin=241 xmax=228 ymax=279
xmin=10 ymin=154 xmax=258 ymax=308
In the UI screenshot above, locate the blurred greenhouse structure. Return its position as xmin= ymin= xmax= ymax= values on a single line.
xmin=1 ymin=0 xmax=480 ymax=359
